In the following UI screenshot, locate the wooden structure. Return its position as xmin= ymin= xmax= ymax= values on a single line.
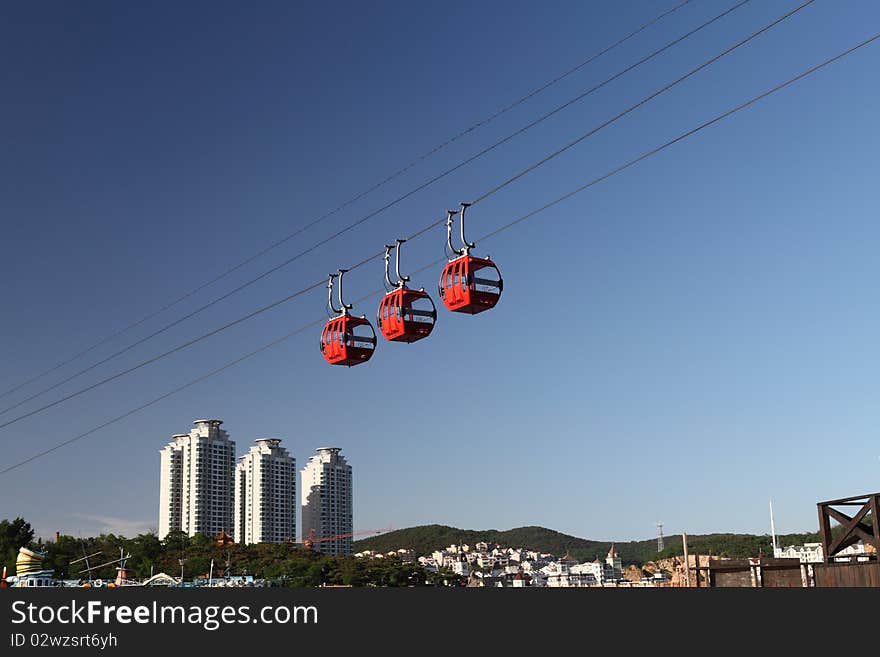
xmin=682 ymin=554 xmax=711 ymax=587
xmin=708 ymin=558 xmax=805 ymax=587
xmin=813 ymin=562 xmax=880 ymax=587
xmin=813 ymin=492 xmax=880 ymax=587
xmin=816 ymin=492 xmax=880 ymax=563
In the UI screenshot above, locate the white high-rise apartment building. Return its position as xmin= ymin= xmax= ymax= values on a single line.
xmin=234 ymin=438 xmax=296 ymax=545
xmin=158 ymin=419 xmax=236 ymax=540
xmin=301 ymin=447 xmax=353 ymax=555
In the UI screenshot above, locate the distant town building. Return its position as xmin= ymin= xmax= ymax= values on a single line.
xmin=543 ymin=553 xmax=597 ymax=587
xmin=354 ymin=548 xmax=418 ymax=563
xmin=570 ymin=559 xmax=610 ymax=584
xmin=300 ymin=447 xmax=353 ymax=555
xmin=511 ymin=572 xmax=531 ymax=587
xmin=476 ymin=548 xmax=509 ymax=571
xmin=158 ymin=419 xmax=236 ymax=540
xmin=774 ymin=541 xmax=871 ymax=563
xmin=234 ymin=438 xmax=296 ymax=545
xmin=606 ymin=544 xmax=624 ymax=581
xmin=388 ymin=548 xmax=416 ymax=563
xmin=774 ymin=543 xmax=824 ymax=563
xmin=375 ymin=539 xmax=669 ymax=588
xmin=452 ymin=555 xmax=470 ymax=577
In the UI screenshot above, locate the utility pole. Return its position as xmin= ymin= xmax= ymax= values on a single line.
xmin=769 ymin=499 xmax=778 ymax=557
xmin=178 ymin=533 xmax=186 ymax=587
xmin=682 ymin=532 xmax=690 ymax=588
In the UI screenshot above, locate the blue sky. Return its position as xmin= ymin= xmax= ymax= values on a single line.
xmin=1 ymin=0 xmax=878 ymax=542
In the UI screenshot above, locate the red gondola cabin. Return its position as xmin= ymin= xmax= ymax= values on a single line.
xmin=377 ymin=287 xmax=437 ymax=343
xmin=320 ymin=315 xmax=376 ymax=367
xmin=439 ymin=255 xmax=503 ymax=314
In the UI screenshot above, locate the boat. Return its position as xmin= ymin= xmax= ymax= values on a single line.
xmin=4 ymin=547 xmax=62 ymax=588
xmin=3 ymin=545 xmax=143 ymax=588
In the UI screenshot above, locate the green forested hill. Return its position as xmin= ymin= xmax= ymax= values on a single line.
xmin=353 ymin=524 xmax=821 ymax=564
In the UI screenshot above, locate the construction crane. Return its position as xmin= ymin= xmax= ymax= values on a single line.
xmin=285 ymin=526 xmax=392 ymax=550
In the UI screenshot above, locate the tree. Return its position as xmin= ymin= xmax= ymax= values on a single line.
xmin=45 ymin=534 xmax=83 ymax=579
xmin=0 ymin=518 xmax=35 ymax=575
xmin=129 ymin=532 xmax=163 ymax=578
xmin=162 ymin=530 xmax=190 ymax=551
xmin=189 ymin=533 xmax=211 ymax=549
